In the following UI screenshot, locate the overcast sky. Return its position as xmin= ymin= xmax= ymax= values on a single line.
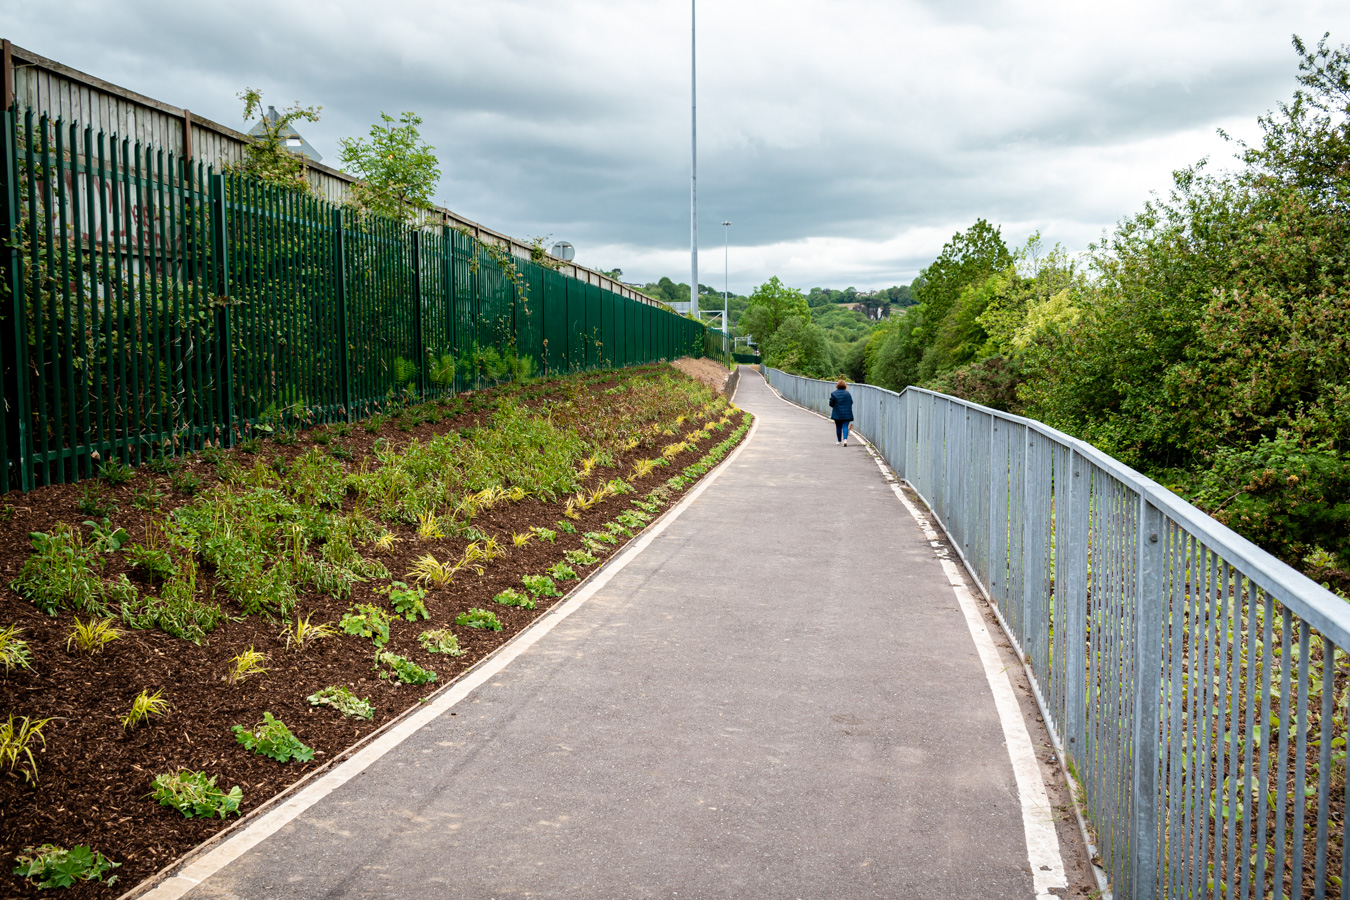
xmin=5 ymin=1 xmax=1350 ymax=293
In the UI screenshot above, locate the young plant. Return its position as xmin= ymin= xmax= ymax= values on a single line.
xmin=631 ymin=458 xmax=659 ymax=479
xmin=556 ymin=521 xmax=577 ymax=534
xmin=531 ymin=526 xmax=557 ymax=543
xmin=584 ymin=531 xmax=618 ymax=545
xmin=416 ymin=511 xmax=444 ymax=542
xmin=121 ymin=688 xmax=170 ymax=730
xmin=339 ymin=603 xmax=390 ymax=647
xmin=408 ymin=553 xmax=456 ymax=587
xmin=307 ymin=685 xmax=374 ymax=719
xmin=149 ymin=770 xmax=243 ymax=819
xmin=493 ymin=588 xmax=536 ymax=609
xmin=170 ymin=470 xmax=203 ymax=495
xmin=0 ymin=715 xmax=50 ymax=785
xmin=280 ymin=613 xmax=337 ymax=650
xmin=131 ymin=485 xmax=165 ymax=511
xmin=521 ymin=574 xmax=561 ymax=598
xmin=455 ymin=608 xmax=503 ymax=631
xmin=12 ymin=844 xmax=119 ymax=889
xmin=418 ymin=628 xmax=464 ymax=656
xmin=100 ymin=459 xmax=135 ymax=485
xmin=78 ymin=483 xmax=118 ymax=518
xmin=227 ymin=646 xmax=268 ymax=684
xmin=566 ymin=550 xmax=600 ymax=567
xmin=375 ymin=651 xmax=438 ymax=685
xmin=383 ymin=581 xmax=430 ymax=621
xmin=547 ymin=562 xmax=579 ymax=581
xmin=232 ymin=712 xmax=314 ymax=762
xmin=0 ymin=625 xmax=34 ymax=676
xmin=511 ymin=531 xmax=534 ymax=548
xmin=67 ymin=616 xmax=122 ymax=654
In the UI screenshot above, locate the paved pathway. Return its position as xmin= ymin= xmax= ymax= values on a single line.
xmin=172 ymin=370 xmax=1045 ymax=899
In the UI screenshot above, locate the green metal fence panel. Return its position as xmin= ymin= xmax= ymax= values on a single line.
xmin=541 ymin=267 xmax=566 ymax=375
xmin=0 ymin=103 xmax=707 ymax=493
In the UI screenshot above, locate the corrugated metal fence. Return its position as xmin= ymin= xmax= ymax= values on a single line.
xmin=0 ymin=105 xmax=704 ymax=493
xmin=766 ymin=367 xmax=1350 ymax=900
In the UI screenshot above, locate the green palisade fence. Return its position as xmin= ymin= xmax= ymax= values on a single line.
xmin=0 ymin=106 xmax=705 ymax=493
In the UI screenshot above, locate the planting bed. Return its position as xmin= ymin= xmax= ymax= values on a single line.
xmin=0 ymin=364 xmax=752 ymax=898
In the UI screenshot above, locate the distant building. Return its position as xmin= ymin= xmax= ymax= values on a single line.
xmin=249 ymin=106 xmax=322 ymax=162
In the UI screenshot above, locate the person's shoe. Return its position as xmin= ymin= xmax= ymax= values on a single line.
xmin=843 ymin=439 xmax=848 ymax=446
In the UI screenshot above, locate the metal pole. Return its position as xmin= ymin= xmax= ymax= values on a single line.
xmin=722 ymin=219 xmax=730 ymax=355
xmin=690 ymin=0 xmax=699 ymax=321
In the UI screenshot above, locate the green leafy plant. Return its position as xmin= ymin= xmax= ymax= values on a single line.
xmin=227 ymin=646 xmax=268 ymax=684
xmin=307 ymin=685 xmax=374 ymax=719
xmin=12 ymin=844 xmax=119 ymax=889
xmin=0 ymin=625 xmax=34 ymax=676
xmin=67 ymin=616 xmax=122 ymax=654
xmin=231 ymin=88 xmax=322 ymax=192
xmin=338 ymin=110 xmax=441 ymax=220
xmin=280 ymin=613 xmax=337 ymax=650
xmin=84 ymin=518 xmax=129 ymax=553
xmin=566 ymin=549 xmax=600 ymax=566
xmin=383 ymin=581 xmax=429 ymax=621
xmin=170 ymin=470 xmax=203 ymax=496
xmin=77 ymin=483 xmax=118 ymax=518
xmin=493 ymin=588 xmax=536 ymax=609
xmin=131 ymin=485 xmax=165 ymax=511
xmin=556 ymin=521 xmax=577 ymax=534
xmin=149 ymin=770 xmax=243 ymax=819
xmin=340 ymin=603 xmax=391 ymax=646
xmin=455 ymin=608 xmax=502 ymax=631
xmin=122 ymin=688 xmax=170 ymax=730
xmin=418 ymin=628 xmax=464 ymax=656
xmin=375 ymin=651 xmax=438 ymax=685
xmin=100 ymin=459 xmax=135 ymax=485
xmin=531 ymin=526 xmax=557 ymax=543
xmin=547 ymin=562 xmax=579 ymax=581
xmin=521 ymin=574 xmax=561 ymax=598
xmin=232 ymin=712 xmax=314 ymax=763
xmin=0 ymin=715 xmax=50 ymax=785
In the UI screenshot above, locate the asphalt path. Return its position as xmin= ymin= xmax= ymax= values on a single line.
xmin=175 ymin=370 xmax=1038 ymax=899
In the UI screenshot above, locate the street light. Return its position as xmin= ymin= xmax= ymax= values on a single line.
xmin=721 ymin=220 xmax=731 ymax=355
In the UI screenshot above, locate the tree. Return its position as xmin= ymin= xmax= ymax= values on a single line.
xmin=762 ymin=317 xmax=837 ymax=378
xmin=339 ymin=111 xmax=441 ymax=221
xmin=232 ymin=89 xmax=322 ymax=192
xmin=739 ymin=276 xmax=810 ymax=348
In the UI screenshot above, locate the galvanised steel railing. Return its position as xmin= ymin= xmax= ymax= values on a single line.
xmin=766 ymin=366 xmax=1350 ymax=900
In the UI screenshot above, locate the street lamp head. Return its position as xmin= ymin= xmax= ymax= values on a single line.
xmin=722 ymin=220 xmax=731 ymax=227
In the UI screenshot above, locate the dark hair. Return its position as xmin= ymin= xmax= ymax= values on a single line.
xmin=836 ymin=379 xmax=847 ymax=389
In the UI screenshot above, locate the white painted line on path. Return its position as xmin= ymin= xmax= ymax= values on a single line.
xmin=754 ymin=371 xmax=1068 ymax=900
xmin=133 ymin=414 xmax=761 ymax=900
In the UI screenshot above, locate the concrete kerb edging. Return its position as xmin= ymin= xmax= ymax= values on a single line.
xmin=755 ymin=371 xmax=1109 ymax=900
xmin=122 ymin=413 xmax=762 ymax=900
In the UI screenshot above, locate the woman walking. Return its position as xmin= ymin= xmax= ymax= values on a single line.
xmin=829 ymin=379 xmax=854 ymax=445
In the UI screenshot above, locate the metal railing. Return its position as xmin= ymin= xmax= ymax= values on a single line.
xmin=766 ymin=367 xmax=1350 ymax=900
xmin=0 ymin=104 xmax=707 ymax=493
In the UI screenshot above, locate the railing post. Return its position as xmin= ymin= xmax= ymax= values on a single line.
xmin=988 ymin=416 xmax=1000 ymax=600
xmin=209 ymin=172 xmax=235 ymax=447
xmin=0 ymin=104 xmax=30 ymax=491
xmin=332 ymin=208 xmax=352 ymax=421
xmin=1131 ymin=496 xmax=1165 ymax=899
xmin=1063 ymin=448 xmax=1088 ymax=765
xmin=411 ymin=229 xmax=426 ymax=396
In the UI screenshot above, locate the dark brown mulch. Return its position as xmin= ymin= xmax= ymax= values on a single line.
xmin=0 ymin=365 xmax=749 ymax=899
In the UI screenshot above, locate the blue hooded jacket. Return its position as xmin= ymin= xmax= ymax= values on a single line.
xmin=828 ymin=388 xmax=854 ymax=421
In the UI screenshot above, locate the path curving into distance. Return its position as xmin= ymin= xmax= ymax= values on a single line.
xmin=145 ymin=368 xmax=1067 ymax=900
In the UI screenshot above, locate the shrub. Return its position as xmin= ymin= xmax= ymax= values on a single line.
xmin=10 ymin=525 xmax=137 ymax=616
xmin=12 ymin=844 xmax=119 ymax=888
xmin=455 ymin=608 xmax=502 ymax=631
xmin=384 ymin=581 xmax=430 ymax=621
xmin=232 ymin=712 xmax=313 ymax=763
xmin=376 ymin=652 xmax=438 ymax=685
xmin=149 ymin=770 xmax=242 ymax=819
xmin=340 ymin=604 xmax=391 ymax=647
xmin=307 ymin=685 xmax=374 ymax=719
xmin=418 ymin=628 xmax=464 ymax=656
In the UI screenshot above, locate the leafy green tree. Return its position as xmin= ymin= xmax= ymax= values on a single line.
xmin=762 ymin=317 xmax=837 ymax=378
xmin=339 ymin=112 xmax=441 ymax=220
xmin=739 ymin=276 xmax=810 ymax=348
xmin=232 ymin=89 xmax=322 ymax=192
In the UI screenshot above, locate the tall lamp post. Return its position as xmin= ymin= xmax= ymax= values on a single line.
xmin=721 ymin=220 xmax=731 ymax=355
xmin=690 ymin=0 xmax=699 ymax=320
